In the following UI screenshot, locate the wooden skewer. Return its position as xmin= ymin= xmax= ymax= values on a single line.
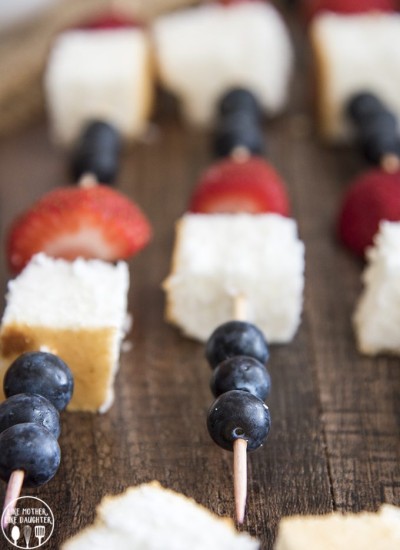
xmin=232 ymin=293 xmax=249 ymax=524
xmin=1 ymin=470 xmax=24 ymax=530
xmin=78 ymin=172 xmax=98 ymax=188
xmin=233 ymin=438 xmax=248 ymax=524
xmin=380 ymin=153 xmax=400 ymax=174
xmin=231 ymin=146 xmax=251 ymax=163
xmin=233 ymin=293 xmax=248 ymax=322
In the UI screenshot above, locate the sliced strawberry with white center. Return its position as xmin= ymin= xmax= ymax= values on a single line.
xmin=7 ymin=184 xmax=151 ymax=273
xmin=188 ymin=157 xmax=290 ymax=216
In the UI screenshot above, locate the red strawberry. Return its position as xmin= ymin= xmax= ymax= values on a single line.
xmin=218 ymin=0 xmax=258 ymax=5
xmin=78 ymin=13 xmax=138 ymax=31
xmin=7 ymin=183 xmax=151 ymax=273
xmin=338 ymin=169 xmax=400 ymax=257
xmin=188 ymin=157 xmax=290 ymax=216
xmin=304 ymin=0 xmax=396 ymax=21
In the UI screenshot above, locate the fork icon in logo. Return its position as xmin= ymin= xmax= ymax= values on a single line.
xmin=35 ymin=526 xmax=45 ymax=545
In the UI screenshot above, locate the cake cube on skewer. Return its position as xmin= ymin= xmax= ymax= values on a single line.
xmin=0 ymin=253 xmax=129 ymax=413
xmin=62 ymin=482 xmax=259 ymax=550
xmin=163 ymin=214 xmax=305 ymax=343
xmin=274 ymin=505 xmax=400 ymax=550
xmin=310 ymin=12 xmax=400 ymax=142
xmin=45 ymin=28 xmax=153 ymax=145
xmin=152 ymin=1 xmax=293 ymax=126
xmin=354 ymin=221 xmax=400 ymax=355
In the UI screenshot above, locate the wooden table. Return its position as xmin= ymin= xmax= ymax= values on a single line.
xmin=0 ymin=32 xmax=399 ymax=550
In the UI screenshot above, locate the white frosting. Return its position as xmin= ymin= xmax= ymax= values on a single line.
xmin=311 ymin=12 xmax=400 ymax=141
xmin=45 ymin=28 xmax=151 ymax=145
xmin=3 ymin=253 xmax=129 ymax=329
xmin=164 ymin=214 xmax=304 ymax=343
xmin=354 ymin=221 xmax=400 ymax=355
xmin=153 ymin=1 xmax=293 ymax=126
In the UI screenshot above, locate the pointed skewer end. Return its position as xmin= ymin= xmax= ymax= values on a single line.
xmin=233 ymin=437 xmax=248 ymax=526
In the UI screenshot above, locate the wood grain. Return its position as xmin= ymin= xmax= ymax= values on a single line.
xmin=0 ymin=27 xmax=399 ymax=550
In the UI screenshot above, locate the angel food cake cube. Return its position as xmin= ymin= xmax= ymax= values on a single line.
xmin=311 ymin=12 xmax=400 ymax=142
xmin=62 ymin=482 xmax=259 ymax=550
xmin=152 ymin=1 xmax=293 ymax=126
xmin=274 ymin=505 xmax=400 ymax=550
xmin=163 ymin=214 xmax=305 ymax=343
xmin=45 ymin=28 xmax=153 ymax=145
xmin=354 ymin=221 xmax=400 ymax=355
xmin=0 ymin=254 xmax=129 ymax=412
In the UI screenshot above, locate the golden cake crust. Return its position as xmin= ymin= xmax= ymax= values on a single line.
xmin=0 ymin=323 xmax=117 ymax=412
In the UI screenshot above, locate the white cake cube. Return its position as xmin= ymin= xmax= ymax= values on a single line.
xmin=354 ymin=221 xmax=400 ymax=355
xmin=152 ymin=1 xmax=293 ymax=126
xmin=163 ymin=214 xmax=305 ymax=343
xmin=275 ymin=505 xmax=400 ymax=550
xmin=0 ymin=254 xmax=129 ymax=412
xmin=62 ymin=482 xmax=259 ymax=550
xmin=45 ymin=28 xmax=153 ymax=145
xmin=310 ymin=12 xmax=400 ymax=142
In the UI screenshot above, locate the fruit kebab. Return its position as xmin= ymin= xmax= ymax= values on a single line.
xmin=152 ymin=0 xmax=294 ymax=128
xmin=310 ymin=9 xmax=400 ymax=145
xmin=308 ymin=7 xmax=400 ymax=357
xmin=45 ymin=13 xmax=153 ymax=184
xmin=164 ymin=88 xmax=305 ymax=523
xmin=337 ymin=94 xmax=400 ymax=257
xmin=156 ymin=1 xmax=300 ymax=461
xmin=0 ymin=352 xmax=73 ymax=530
xmin=1 ymin=185 xmax=150 ymax=414
xmin=206 ymin=296 xmax=272 ymax=524
xmin=309 ymin=9 xmax=400 ymax=258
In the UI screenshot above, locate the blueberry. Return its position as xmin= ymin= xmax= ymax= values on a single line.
xmin=207 ymin=390 xmax=271 ymax=452
xmin=0 ymin=394 xmax=60 ymax=438
xmin=71 ymin=120 xmax=121 ymax=184
xmin=206 ymin=321 xmax=269 ymax=369
xmin=218 ymin=88 xmax=262 ymax=120
xmin=347 ymin=92 xmax=386 ymax=123
xmin=347 ymin=92 xmax=400 ymax=165
xmin=358 ymin=110 xmax=398 ymax=136
xmin=361 ymin=132 xmax=400 ymax=165
xmin=213 ymin=111 xmax=266 ymax=158
xmin=4 ymin=352 xmax=74 ymax=411
xmin=211 ymin=356 xmax=271 ymax=401
xmin=0 ymin=423 xmax=61 ymax=487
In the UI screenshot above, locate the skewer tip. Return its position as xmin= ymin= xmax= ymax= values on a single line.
xmin=233 ymin=437 xmax=248 ymax=525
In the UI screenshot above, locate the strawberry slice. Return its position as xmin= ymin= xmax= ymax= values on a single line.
xmin=304 ymin=0 xmax=396 ymax=21
xmin=188 ymin=157 xmax=290 ymax=215
xmin=338 ymin=168 xmax=400 ymax=257
xmin=7 ymin=183 xmax=151 ymax=273
xmin=77 ymin=12 xmax=139 ymax=30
